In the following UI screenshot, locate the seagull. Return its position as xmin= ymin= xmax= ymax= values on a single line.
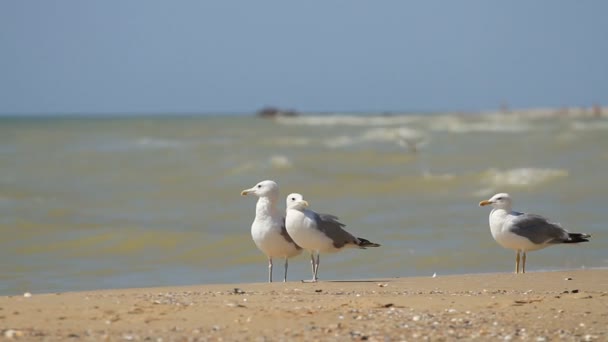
xmin=241 ymin=180 xmax=302 ymax=282
xmin=479 ymin=192 xmax=591 ymax=273
xmin=285 ymin=193 xmax=380 ymax=282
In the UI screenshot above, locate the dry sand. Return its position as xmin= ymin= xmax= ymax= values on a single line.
xmin=1 ymin=270 xmax=607 ymax=341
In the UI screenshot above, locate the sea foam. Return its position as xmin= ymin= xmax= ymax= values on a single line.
xmin=481 ymin=167 xmax=568 ymax=187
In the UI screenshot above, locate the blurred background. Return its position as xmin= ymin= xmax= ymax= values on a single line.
xmin=1 ymin=1 xmax=607 ymax=295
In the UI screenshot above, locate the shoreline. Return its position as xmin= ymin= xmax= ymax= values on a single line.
xmin=2 ymin=267 xmax=604 ymax=297
xmin=2 ymin=269 xmax=607 ymax=341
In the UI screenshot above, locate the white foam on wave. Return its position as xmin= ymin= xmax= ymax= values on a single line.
xmin=275 ymin=114 xmax=420 ymax=127
xmin=489 ymin=107 xmax=607 ymax=120
xmin=265 ymin=137 xmax=312 ymax=147
xmin=363 ymin=127 xmax=429 ymax=152
xmin=421 ymin=171 xmax=456 ymax=181
xmin=79 ymin=137 xmax=194 ymax=152
xmin=269 ymin=155 xmax=293 ymax=169
xmin=276 ymin=107 xmax=607 ymax=130
xmin=323 ymin=136 xmax=356 ymax=148
xmin=320 ymin=126 xmax=429 ymax=152
xmin=570 ymin=120 xmax=608 ymax=131
xmin=478 ymin=167 xmax=568 ymax=193
xmin=362 ymin=127 xmax=427 ymax=143
xmin=428 ymin=115 xmax=532 ymax=133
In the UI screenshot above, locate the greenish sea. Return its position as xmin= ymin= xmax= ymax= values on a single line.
xmin=1 ymin=111 xmax=606 ymax=295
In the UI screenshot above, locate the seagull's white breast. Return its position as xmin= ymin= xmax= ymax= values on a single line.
xmin=251 ymin=217 xmax=301 ymax=258
xmin=285 ymin=209 xmax=339 ymax=253
xmin=489 ymin=209 xmax=547 ymax=252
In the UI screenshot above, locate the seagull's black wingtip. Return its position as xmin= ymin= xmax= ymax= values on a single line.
xmin=357 ymin=238 xmax=381 ymax=248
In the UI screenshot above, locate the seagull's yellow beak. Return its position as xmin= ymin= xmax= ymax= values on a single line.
xmin=300 ymin=200 xmax=309 ymax=207
xmin=479 ymin=200 xmax=492 ymax=207
xmin=241 ymin=188 xmax=253 ymax=196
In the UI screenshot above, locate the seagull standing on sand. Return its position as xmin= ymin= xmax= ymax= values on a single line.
xmin=285 ymin=193 xmax=380 ymax=282
xmin=241 ymin=180 xmax=302 ymax=282
xmin=479 ymin=193 xmax=591 ymax=274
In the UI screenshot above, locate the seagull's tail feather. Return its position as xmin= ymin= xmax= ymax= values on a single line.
xmin=563 ymin=232 xmax=591 ymax=243
xmin=356 ymin=238 xmax=381 ymax=248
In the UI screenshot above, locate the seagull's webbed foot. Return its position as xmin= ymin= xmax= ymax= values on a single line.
xmin=300 ymin=278 xmax=319 ymax=283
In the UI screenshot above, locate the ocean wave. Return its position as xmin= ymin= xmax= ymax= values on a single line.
xmin=496 ymin=107 xmax=606 ymax=120
xmin=228 ymin=155 xmax=294 ymax=175
xmin=480 ymin=167 xmax=568 ymax=188
xmin=275 ymin=114 xmax=420 ymax=127
xmin=275 ymin=107 xmax=607 ymax=129
xmin=323 ymin=136 xmax=356 ymax=148
xmin=320 ymin=127 xmax=428 ymax=151
xmin=265 ymin=137 xmax=312 ymax=147
xmin=570 ymin=120 xmax=608 ymax=131
xmin=428 ymin=116 xmax=532 ymax=133
xmin=362 ymin=127 xmax=428 ymax=152
xmin=421 ymin=171 xmax=456 ymax=181
xmin=364 ymin=126 xmax=427 ymax=143
xmin=269 ymin=155 xmax=293 ymax=169
xmin=77 ymin=137 xmax=195 ymax=152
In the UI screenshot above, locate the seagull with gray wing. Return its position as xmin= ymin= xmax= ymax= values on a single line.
xmin=285 ymin=193 xmax=380 ymax=282
xmin=241 ymin=180 xmax=302 ymax=282
xmin=479 ymin=192 xmax=591 ymax=274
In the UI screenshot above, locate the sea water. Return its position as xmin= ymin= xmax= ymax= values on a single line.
xmin=1 ymin=111 xmax=606 ymax=295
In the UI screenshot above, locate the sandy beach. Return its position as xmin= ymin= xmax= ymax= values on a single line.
xmin=1 ymin=269 xmax=606 ymax=341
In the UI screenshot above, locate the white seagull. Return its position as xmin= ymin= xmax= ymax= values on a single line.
xmin=285 ymin=193 xmax=380 ymax=282
xmin=479 ymin=192 xmax=591 ymax=273
xmin=241 ymin=180 xmax=302 ymax=282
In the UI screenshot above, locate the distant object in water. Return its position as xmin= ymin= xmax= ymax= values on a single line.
xmin=241 ymin=180 xmax=302 ymax=282
xmin=360 ymin=127 xmax=428 ymax=154
xmin=395 ymin=127 xmax=426 ymax=153
xmin=479 ymin=193 xmax=591 ymax=274
xmin=256 ymin=106 xmax=299 ymax=118
xmin=592 ymin=103 xmax=603 ymax=118
xmin=285 ymin=193 xmax=381 ymax=282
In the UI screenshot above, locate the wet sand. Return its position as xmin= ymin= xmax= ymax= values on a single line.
xmin=1 ymin=269 xmax=607 ymax=341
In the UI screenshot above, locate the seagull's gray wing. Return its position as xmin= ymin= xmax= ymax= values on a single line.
xmin=508 ymin=212 xmax=569 ymax=245
xmin=310 ymin=211 xmax=359 ymax=248
xmin=280 ymin=217 xmax=302 ymax=250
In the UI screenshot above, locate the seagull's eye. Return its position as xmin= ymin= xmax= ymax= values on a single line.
xmin=496 ymin=197 xmax=503 ymax=200
xmin=291 ymin=197 xmax=295 ymax=201
xmin=257 ymin=184 xmax=262 ymax=188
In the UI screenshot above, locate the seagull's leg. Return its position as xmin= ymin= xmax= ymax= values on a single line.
xmin=268 ymin=257 xmax=273 ymax=283
xmin=299 ymin=253 xmax=320 ymax=283
xmin=313 ymin=253 xmax=320 ymax=282
xmin=283 ymin=257 xmax=288 ymax=282
xmin=515 ymin=250 xmax=520 ymax=274
xmin=522 ymin=252 xmax=527 ymax=274
xmin=310 ymin=253 xmax=316 ymax=281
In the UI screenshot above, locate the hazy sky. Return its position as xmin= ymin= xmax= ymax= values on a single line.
xmin=1 ymin=1 xmax=607 ymax=114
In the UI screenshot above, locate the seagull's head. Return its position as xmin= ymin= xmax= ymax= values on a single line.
xmin=479 ymin=192 xmax=512 ymax=210
xmin=286 ymin=193 xmax=309 ymax=210
xmin=241 ymin=180 xmax=279 ymax=198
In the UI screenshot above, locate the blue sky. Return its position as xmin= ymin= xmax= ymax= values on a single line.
xmin=1 ymin=1 xmax=607 ymax=114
